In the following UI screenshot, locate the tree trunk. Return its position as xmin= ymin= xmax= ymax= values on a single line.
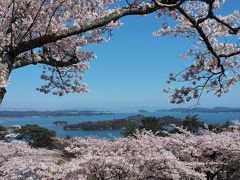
xmin=0 ymin=87 xmax=6 ymax=104
xmin=0 ymin=52 xmax=12 ymax=106
xmin=206 ymin=172 xmax=215 ymax=180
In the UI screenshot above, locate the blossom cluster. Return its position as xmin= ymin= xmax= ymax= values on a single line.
xmin=1 ymin=125 xmax=240 ymax=179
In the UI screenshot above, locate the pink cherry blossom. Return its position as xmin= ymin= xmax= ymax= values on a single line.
xmin=1 ymin=123 xmax=240 ymax=179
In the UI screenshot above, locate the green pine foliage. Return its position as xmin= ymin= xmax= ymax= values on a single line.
xmin=15 ymin=124 xmax=56 ymax=149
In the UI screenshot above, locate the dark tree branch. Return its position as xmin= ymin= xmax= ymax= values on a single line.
xmin=211 ymin=15 xmax=240 ymax=34
xmin=153 ymin=0 xmax=185 ymax=9
xmin=219 ymin=50 xmax=240 ymax=58
xmin=13 ymin=54 xmax=80 ymax=69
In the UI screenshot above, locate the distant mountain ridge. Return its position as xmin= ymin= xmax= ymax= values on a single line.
xmin=157 ymin=107 xmax=240 ymax=113
xmin=0 ymin=110 xmax=113 ymax=118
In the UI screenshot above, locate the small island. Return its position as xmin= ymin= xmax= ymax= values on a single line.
xmin=53 ymin=121 xmax=67 ymax=126
xmin=138 ymin=109 xmax=149 ymax=113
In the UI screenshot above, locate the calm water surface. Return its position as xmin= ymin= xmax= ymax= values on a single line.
xmin=0 ymin=112 xmax=239 ymax=138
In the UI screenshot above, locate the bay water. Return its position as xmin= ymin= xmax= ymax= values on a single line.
xmin=0 ymin=112 xmax=239 ymax=138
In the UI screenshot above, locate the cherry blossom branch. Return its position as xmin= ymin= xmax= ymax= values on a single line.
xmin=197 ymin=0 xmax=239 ymax=34
xmin=13 ymin=53 xmax=80 ymax=69
xmin=12 ymin=5 xmax=160 ymax=56
xmin=177 ymin=6 xmax=225 ymax=73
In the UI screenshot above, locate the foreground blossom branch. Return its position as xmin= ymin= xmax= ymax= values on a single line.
xmin=0 ymin=0 xmax=239 ymax=105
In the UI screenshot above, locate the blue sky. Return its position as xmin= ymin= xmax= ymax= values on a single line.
xmin=2 ymin=1 xmax=240 ymax=111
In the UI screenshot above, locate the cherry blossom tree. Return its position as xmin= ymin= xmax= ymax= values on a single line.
xmin=1 ymin=124 xmax=240 ymax=179
xmin=0 ymin=0 xmax=239 ymax=105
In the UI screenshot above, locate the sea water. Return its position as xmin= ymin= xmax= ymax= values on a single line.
xmin=0 ymin=112 xmax=239 ymax=138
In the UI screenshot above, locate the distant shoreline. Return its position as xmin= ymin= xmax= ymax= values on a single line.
xmin=0 ymin=110 xmax=114 ymax=118
xmin=1 ymin=107 xmax=240 ymax=119
xmin=156 ymin=107 xmax=240 ymax=113
xmin=157 ymin=111 xmax=240 ymax=113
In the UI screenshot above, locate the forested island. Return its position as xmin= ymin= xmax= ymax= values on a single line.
xmin=0 ymin=110 xmax=113 ymax=118
xmin=63 ymin=115 xmax=181 ymax=131
xmin=62 ymin=114 xmax=231 ymax=138
xmin=157 ymin=107 xmax=240 ymax=113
